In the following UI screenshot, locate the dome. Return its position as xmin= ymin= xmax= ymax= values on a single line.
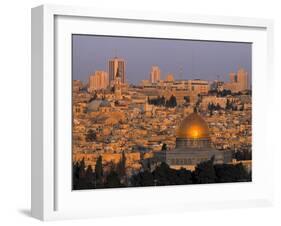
xmin=87 ymin=100 xmax=103 ymax=112
xmin=176 ymin=113 xmax=210 ymax=139
xmin=87 ymin=100 xmax=111 ymax=112
xmin=166 ymin=74 xmax=174 ymax=81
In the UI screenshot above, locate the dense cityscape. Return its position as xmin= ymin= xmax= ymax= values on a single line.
xmin=72 ymin=55 xmax=252 ymax=189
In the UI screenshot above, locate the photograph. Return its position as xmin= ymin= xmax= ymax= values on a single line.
xmin=72 ymin=35 xmax=252 ymax=190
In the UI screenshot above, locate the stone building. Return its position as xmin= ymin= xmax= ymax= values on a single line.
xmin=88 ymin=70 xmax=109 ymax=92
xmin=224 ymin=68 xmax=249 ymax=92
xmin=154 ymin=112 xmax=232 ymax=170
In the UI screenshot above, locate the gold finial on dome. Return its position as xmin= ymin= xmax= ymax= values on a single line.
xmin=176 ymin=113 xmax=210 ymax=139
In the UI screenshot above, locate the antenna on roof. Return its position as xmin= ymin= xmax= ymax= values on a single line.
xmin=179 ymin=66 xmax=183 ymax=80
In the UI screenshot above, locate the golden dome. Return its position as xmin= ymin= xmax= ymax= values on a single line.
xmin=176 ymin=113 xmax=210 ymax=139
xmin=166 ymin=74 xmax=174 ymax=81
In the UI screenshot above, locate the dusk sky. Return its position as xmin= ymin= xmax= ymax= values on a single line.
xmin=72 ymin=35 xmax=252 ymax=85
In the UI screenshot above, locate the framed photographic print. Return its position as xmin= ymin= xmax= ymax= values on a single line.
xmin=31 ymin=4 xmax=274 ymax=221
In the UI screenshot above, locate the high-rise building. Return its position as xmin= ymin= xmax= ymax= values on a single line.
xmin=229 ymin=72 xmax=237 ymax=83
xmin=150 ymin=66 xmax=161 ymax=83
xmin=224 ymin=68 xmax=249 ymax=92
xmin=88 ymin=70 xmax=109 ymax=92
xmin=108 ymin=57 xmax=126 ymax=84
xmin=236 ymin=68 xmax=248 ymax=90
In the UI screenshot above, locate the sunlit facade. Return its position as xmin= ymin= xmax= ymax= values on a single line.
xmin=108 ymin=57 xmax=126 ymax=84
xmin=224 ymin=68 xmax=248 ymax=92
xmin=150 ymin=66 xmax=161 ymax=83
xmin=88 ymin=70 xmax=109 ymax=92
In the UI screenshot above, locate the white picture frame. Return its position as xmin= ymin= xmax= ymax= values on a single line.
xmin=31 ymin=4 xmax=274 ymax=221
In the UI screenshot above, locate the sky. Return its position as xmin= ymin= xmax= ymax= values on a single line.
xmin=72 ymin=35 xmax=252 ymax=85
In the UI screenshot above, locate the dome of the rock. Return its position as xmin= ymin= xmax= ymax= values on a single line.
xmin=176 ymin=113 xmax=210 ymax=139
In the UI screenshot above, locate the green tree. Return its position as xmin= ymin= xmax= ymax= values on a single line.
xmin=72 ymin=161 xmax=80 ymax=190
xmin=192 ymin=157 xmax=217 ymax=184
xmin=166 ymin=95 xmax=177 ymax=108
xmin=153 ymin=162 xmax=177 ymax=185
xmin=105 ymin=171 xmax=123 ymax=188
xmin=176 ymin=168 xmax=193 ymax=184
xmin=85 ymin=165 xmax=95 ymax=188
xmin=95 ymin=156 xmax=103 ymax=186
xmin=226 ymin=99 xmax=231 ymax=110
xmin=131 ymin=170 xmax=154 ymax=187
xmin=214 ymin=163 xmax=250 ymax=182
xmin=117 ymin=151 xmax=127 ymax=177
xmin=161 ymin=143 xmax=167 ymax=151
xmin=72 ymin=158 xmax=90 ymax=190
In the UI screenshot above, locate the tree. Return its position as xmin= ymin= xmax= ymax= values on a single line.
xmin=95 ymin=156 xmax=103 ymax=186
xmin=219 ymin=89 xmax=231 ymax=97
xmin=130 ymin=170 xmax=154 ymax=187
xmin=85 ymin=165 xmax=95 ymax=188
xmin=105 ymin=171 xmax=123 ymax=188
xmin=72 ymin=158 xmax=92 ymax=190
xmin=153 ymin=162 xmax=177 ymax=185
xmin=85 ymin=129 xmax=97 ymax=142
xmin=216 ymin=103 xmax=221 ymax=110
xmin=166 ymin=95 xmax=177 ymax=108
xmin=176 ymin=168 xmax=193 ymax=185
xmin=214 ymin=163 xmax=250 ymax=182
xmin=117 ymin=151 xmax=127 ymax=178
xmin=233 ymin=150 xmax=252 ymax=161
xmin=72 ymin=161 xmax=80 ymax=190
xmin=147 ymin=158 xmax=151 ymax=171
xmin=226 ymin=99 xmax=232 ymax=110
xmin=78 ymin=158 xmax=86 ymax=178
xmin=192 ymin=157 xmax=217 ymax=183
xmin=161 ymin=143 xmax=167 ymax=151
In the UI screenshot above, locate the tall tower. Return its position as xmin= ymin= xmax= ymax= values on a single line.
xmin=150 ymin=66 xmax=161 ymax=83
xmin=229 ymin=72 xmax=237 ymax=83
xmin=179 ymin=66 xmax=183 ymax=80
xmin=108 ymin=57 xmax=126 ymax=84
xmin=237 ymin=68 xmax=248 ymax=90
xmin=114 ymin=69 xmax=122 ymax=99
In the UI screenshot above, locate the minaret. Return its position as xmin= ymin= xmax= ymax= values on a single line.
xmin=114 ymin=68 xmax=122 ymax=99
xmin=179 ymin=66 xmax=183 ymax=80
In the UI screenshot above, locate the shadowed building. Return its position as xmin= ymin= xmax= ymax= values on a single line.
xmin=108 ymin=57 xmax=126 ymax=84
xmin=154 ymin=112 xmax=232 ymax=170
